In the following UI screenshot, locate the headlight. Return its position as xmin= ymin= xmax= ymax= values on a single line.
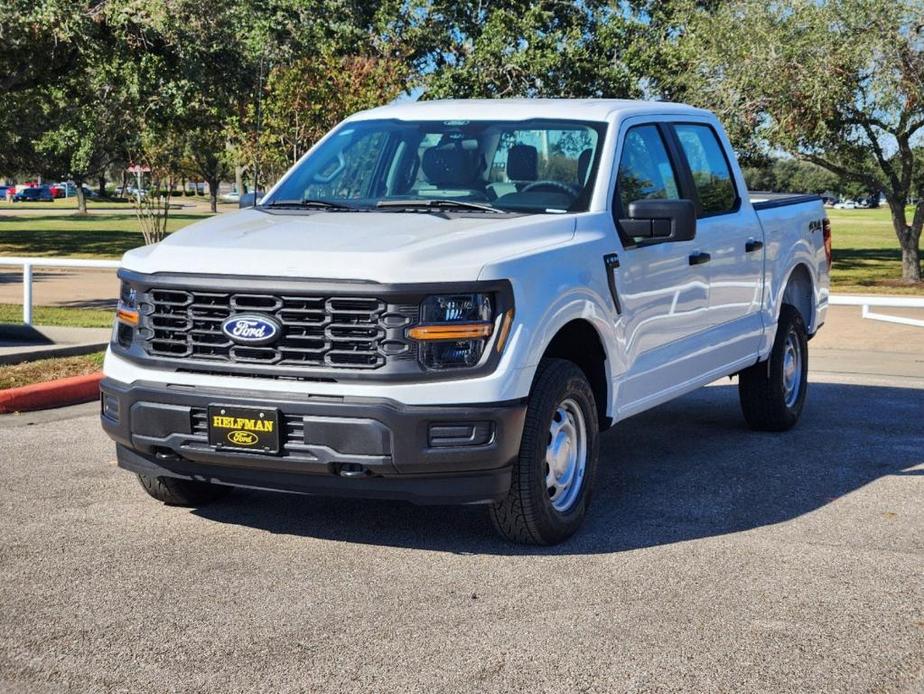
xmin=408 ymin=293 xmax=494 ymax=370
xmin=115 ymin=281 xmax=139 ymax=348
xmin=116 ymin=281 xmax=139 ymax=326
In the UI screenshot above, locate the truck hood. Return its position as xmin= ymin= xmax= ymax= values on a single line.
xmin=121 ymin=208 xmax=576 ymax=283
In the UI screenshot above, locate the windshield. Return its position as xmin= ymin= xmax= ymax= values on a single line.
xmin=263 ymin=118 xmax=606 ymax=214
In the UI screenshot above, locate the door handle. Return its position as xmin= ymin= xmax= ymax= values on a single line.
xmin=603 ymin=253 xmax=621 ymax=314
xmin=688 ymin=252 xmax=711 ymax=266
xmin=745 ymin=239 xmax=764 ymax=253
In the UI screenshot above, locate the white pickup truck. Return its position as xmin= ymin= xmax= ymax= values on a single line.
xmin=101 ymin=99 xmax=831 ymax=544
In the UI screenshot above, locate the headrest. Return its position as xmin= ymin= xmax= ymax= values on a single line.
xmin=577 ymin=148 xmax=592 ymax=185
xmin=421 ymin=146 xmax=478 ymax=187
xmin=507 ymin=144 xmax=538 ymax=181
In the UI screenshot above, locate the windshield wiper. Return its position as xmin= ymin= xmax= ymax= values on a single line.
xmin=264 ymin=199 xmax=356 ymax=210
xmin=376 ymin=199 xmax=504 ymax=214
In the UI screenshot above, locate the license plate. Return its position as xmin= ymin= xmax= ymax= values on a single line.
xmin=207 ymin=405 xmax=280 ymax=454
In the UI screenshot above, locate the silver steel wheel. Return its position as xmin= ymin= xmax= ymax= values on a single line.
xmin=782 ymin=328 xmax=803 ymax=408
xmin=544 ymin=397 xmax=588 ymax=513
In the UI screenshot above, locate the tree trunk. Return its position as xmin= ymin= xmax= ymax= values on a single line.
xmin=888 ymin=199 xmax=922 ymax=283
xmin=74 ymin=180 xmax=87 ymax=215
xmin=898 ymin=232 xmax=921 ymax=282
xmin=120 ymin=170 xmax=127 ymax=197
xmin=208 ymin=178 xmax=219 ymax=213
xmin=235 ymin=166 xmax=244 ymax=195
xmin=98 ymin=175 xmax=106 ymax=198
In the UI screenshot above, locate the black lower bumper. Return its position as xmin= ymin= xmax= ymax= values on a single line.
xmin=100 ymin=378 xmax=526 ymax=505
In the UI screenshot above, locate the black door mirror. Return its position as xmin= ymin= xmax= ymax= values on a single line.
xmin=619 ymin=199 xmax=696 ymax=242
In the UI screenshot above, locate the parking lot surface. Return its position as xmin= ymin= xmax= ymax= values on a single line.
xmin=1 ymin=320 xmax=922 ymax=692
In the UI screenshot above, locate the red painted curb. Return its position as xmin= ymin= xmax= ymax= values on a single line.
xmin=0 ymin=372 xmax=103 ymax=414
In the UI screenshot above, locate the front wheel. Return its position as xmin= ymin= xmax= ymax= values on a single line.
xmin=489 ymin=358 xmax=599 ymax=545
xmin=738 ymin=304 xmax=809 ymax=431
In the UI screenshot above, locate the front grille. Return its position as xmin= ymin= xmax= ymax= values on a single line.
xmin=138 ymin=288 xmax=414 ymax=370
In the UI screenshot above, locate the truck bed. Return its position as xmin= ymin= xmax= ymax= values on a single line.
xmin=749 ymin=192 xmax=822 ymax=211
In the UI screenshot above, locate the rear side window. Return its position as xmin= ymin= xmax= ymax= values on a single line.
xmin=674 ymin=124 xmax=737 ymax=216
xmin=615 ymin=125 xmax=680 ymax=213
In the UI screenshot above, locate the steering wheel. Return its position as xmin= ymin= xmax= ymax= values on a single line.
xmin=520 ymin=179 xmax=581 ymax=197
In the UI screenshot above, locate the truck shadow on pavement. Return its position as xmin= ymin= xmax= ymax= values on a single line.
xmin=194 ymin=381 xmax=924 ymax=555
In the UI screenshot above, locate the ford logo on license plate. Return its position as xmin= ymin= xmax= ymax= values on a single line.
xmin=221 ymin=314 xmax=282 ymax=346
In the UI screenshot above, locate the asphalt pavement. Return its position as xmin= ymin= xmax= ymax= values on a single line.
xmin=1 ymin=328 xmax=922 ymax=692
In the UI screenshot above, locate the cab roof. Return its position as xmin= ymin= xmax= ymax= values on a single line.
xmin=347 ymin=98 xmax=711 ymax=123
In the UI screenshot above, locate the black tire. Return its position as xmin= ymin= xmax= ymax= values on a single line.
xmin=137 ymin=474 xmax=232 ymax=507
xmin=738 ymin=304 xmax=809 ymax=431
xmin=489 ymin=358 xmax=599 ymax=545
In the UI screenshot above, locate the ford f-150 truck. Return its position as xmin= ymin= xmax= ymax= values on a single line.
xmin=101 ymin=99 xmax=831 ymax=544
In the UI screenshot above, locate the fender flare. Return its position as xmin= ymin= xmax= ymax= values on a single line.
xmin=517 ymin=288 xmax=618 ymax=418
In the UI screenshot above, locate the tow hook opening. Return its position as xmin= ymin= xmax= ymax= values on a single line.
xmin=335 ymin=463 xmax=368 ymax=478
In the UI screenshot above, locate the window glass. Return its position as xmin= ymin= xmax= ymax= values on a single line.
xmin=303 ymin=129 xmax=389 ymax=200
xmin=674 ymin=124 xmax=737 ymax=215
xmin=616 ymin=125 xmax=680 ymax=213
xmin=266 ymin=118 xmax=607 ymax=214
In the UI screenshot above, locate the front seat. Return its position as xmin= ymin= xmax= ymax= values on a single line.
xmin=506 ymin=144 xmax=538 ymax=188
xmin=420 ymin=145 xmax=480 ymax=194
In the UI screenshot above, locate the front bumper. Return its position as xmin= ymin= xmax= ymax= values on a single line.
xmin=100 ymin=378 xmax=526 ymax=505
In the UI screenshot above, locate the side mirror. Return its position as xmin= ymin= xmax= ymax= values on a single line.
xmin=619 ymin=199 xmax=696 ymax=242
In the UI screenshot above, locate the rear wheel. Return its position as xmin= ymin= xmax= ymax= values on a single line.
xmin=738 ymin=304 xmax=809 ymax=431
xmin=137 ymin=474 xmax=232 ymax=507
xmin=490 ymin=358 xmax=599 ymax=545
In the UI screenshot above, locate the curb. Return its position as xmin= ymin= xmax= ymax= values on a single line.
xmin=0 ymin=372 xmax=102 ymax=414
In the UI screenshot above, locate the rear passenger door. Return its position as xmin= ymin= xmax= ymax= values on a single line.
xmin=669 ymin=122 xmax=764 ymax=361
xmin=609 ymin=121 xmax=711 ymax=411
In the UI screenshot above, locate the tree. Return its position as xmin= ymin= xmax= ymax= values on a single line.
xmin=678 ymin=0 xmax=924 ymax=282
xmin=185 ymin=128 xmax=231 ymax=212
xmin=260 ymin=52 xmax=407 ymax=176
xmin=32 ymin=50 xmax=128 ymax=213
xmin=376 ymin=1 xmax=643 ymax=100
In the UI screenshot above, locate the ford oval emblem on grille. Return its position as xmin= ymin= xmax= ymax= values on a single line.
xmin=221 ymin=314 xmax=281 ymax=346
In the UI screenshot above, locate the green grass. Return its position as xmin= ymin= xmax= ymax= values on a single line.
xmin=0 ymin=303 xmax=114 ymax=328
xmin=0 ymin=212 xmax=210 ymax=258
xmin=0 ymin=350 xmax=104 ymax=390
xmin=828 ymin=206 xmax=922 ymax=294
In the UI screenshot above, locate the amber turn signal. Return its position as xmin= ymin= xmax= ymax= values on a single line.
xmin=116 ymin=306 xmax=140 ymax=326
xmin=407 ymin=322 xmax=493 ymax=341
xmin=495 ymin=309 xmax=514 ymax=352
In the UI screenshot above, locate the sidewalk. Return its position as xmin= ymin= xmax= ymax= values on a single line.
xmin=0 ymin=325 xmax=110 ymax=364
xmin=811 ymin=305 xmax=924 ymax=380
xmin=0 ymin=267 xmax=119 ymax=309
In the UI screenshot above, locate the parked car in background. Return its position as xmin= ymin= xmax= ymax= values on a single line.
xmin=833 ymin=200 xmax=856 ymax=210
xmin=13 ymin=186 xmax=54 ymax=202
xmin=50 ymin=182 xmax=78 ymax=198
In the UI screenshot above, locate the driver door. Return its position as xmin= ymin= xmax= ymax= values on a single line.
xmin=608 ymin=122 xmax=711 ymax=416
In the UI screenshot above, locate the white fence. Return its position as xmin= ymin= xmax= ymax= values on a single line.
xmin=828 ymin=294 xmax=924 ymax=328
xmin=1 ymin=256 xmax=923 ymax=328
xmin=0 ymin=257 xmax=121 ymax=325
